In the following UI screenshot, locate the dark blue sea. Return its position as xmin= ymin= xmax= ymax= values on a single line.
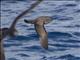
xmin=1 ymin=0 xmax=80 ymax=60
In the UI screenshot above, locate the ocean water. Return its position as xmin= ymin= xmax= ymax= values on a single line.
xmin=1 ymin=0 xmax=80 ymax=60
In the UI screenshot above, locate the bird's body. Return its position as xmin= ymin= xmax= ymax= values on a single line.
xmin=24 ymin=16 xmax=52 ymax=49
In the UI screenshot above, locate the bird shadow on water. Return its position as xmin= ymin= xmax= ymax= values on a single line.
xmin=6 ymin=33 xmax=39 ymax=42
xmin=47 ymin=32 xmax=80 ymax=51
xmin=48 ymin=32 xmax=72 ymax=38
xmin=16 ymin=32 xmax=72 ymax=52
xmin=5 ymin=31 xmax=80 ymax=50
xmin=48 ymin=32 xmax=80 ymax=43
xmin=4 ymin=34 xmax=38 ymax=47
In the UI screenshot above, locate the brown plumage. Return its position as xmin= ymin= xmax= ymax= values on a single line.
xmin=24 ymin=16 xmax=52 ymax=49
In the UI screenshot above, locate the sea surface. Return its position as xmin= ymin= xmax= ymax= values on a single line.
xmin=1 ymin=0 xmax=80 ymax=60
